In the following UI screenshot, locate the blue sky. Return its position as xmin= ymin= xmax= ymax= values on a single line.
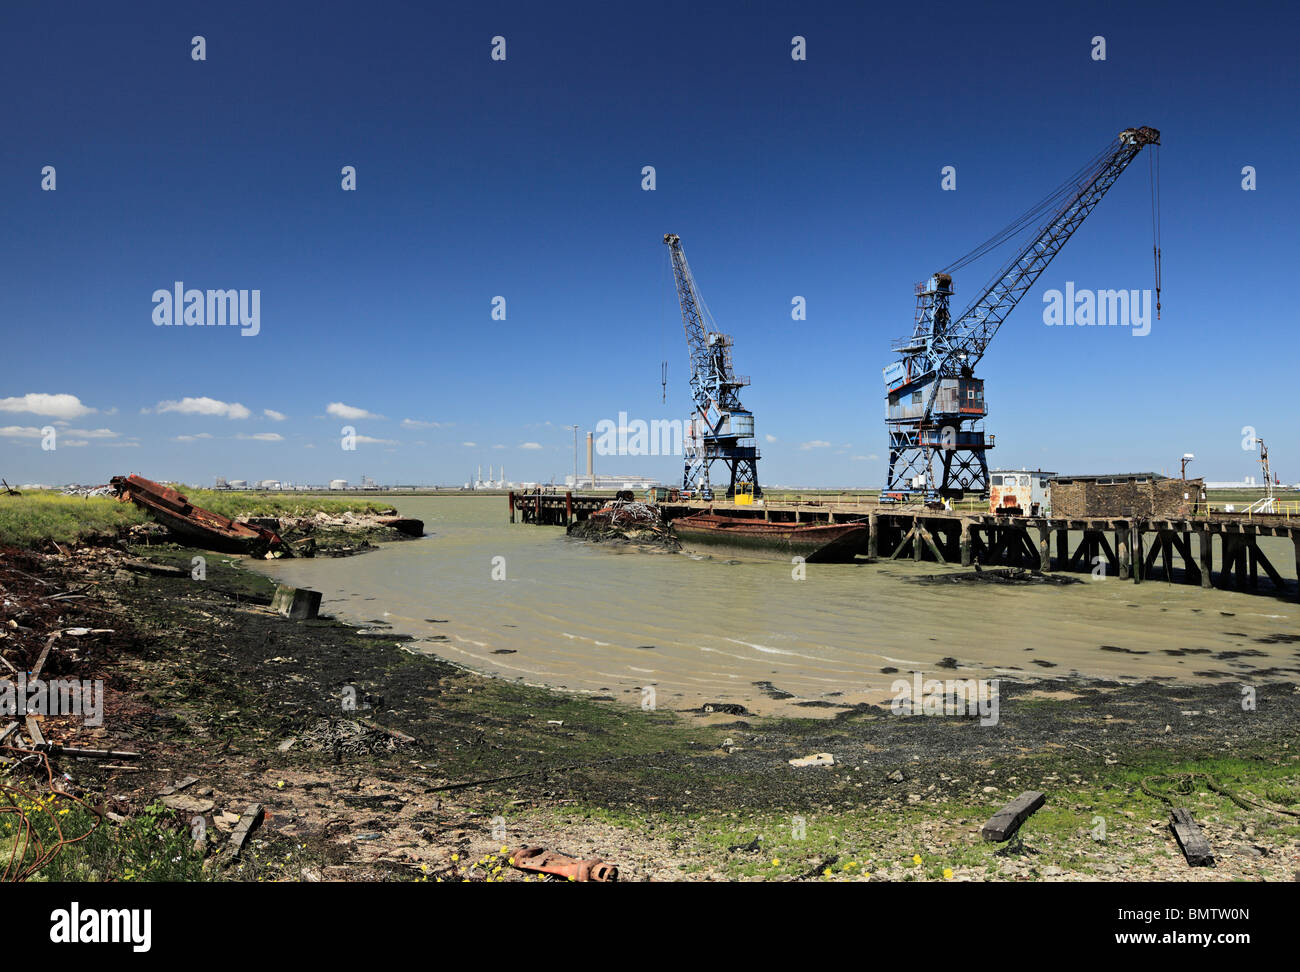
xmin=3 ymin=0 xmax=1296 ymax=487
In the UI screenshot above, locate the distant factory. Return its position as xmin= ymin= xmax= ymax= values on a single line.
xmin=562 ymin=432 xmax=656 ymax=490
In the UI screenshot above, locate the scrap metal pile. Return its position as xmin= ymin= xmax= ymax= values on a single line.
xmin=588 ymin=500 xmax=662 ymax=529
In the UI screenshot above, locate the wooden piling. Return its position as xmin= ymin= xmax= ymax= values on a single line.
xmin=1197 ymin=529 xmax=1212 ymax=588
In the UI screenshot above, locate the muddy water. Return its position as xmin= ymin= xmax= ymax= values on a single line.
xmin=254 ymin=496 xmax=1300 ymax=717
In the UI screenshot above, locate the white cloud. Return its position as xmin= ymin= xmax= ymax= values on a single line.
xmin=327 ymin=402 xmax=382 ymax=421
xmin=173 ymin=433 xmax=215 ymax=442
xmin=851 ymin=454 xmax=879 ymax=461
xmin=236 ymin=432 xmax=284 ymax=442
xmin=0 ymin=426 xmax=44 ymax=439
xmin=353 ymin=434 xmax=397 ymax=446
xmin=263 ymin=409 xmax=287 ymax=421
xmin=156 ymin=397 xmax=251 ymax=420
xmin=62 ymin=440 xmax=90 ymax=448
xmin=401 ymin=418 xmax=446 ymax=430
xmin=765 ymin=434 xmax=777 ymax=443
xmin=799 ymin=440 xmax=831 ymax=450
xmin=519 ymin=442 xmax=542 ymax=450
xmin=65 ymin=428 xmax=119 ymax=439
xmin=0 ymin=393 xmax=95 ymax=420
xmin=461 ymin=441 xmax=477 ymax=447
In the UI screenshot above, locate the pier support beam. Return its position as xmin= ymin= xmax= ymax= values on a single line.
xmin=960 ymin=519 xmax=972 ymax=567
xmin=1130 ymin=525 xmax=1143 ymax=583
xmin=1295 ymin=536 xmax=1300 ymax=601
xmin=1197 ymin=530 xmax=1213 ymax=588
xmin=508 ymin=491 xmax=515 ymax=524
xmin=868 ymin=513 xmax=878 ymax=559
xmin=1037 ymin=525 xmax=1051 ymax=572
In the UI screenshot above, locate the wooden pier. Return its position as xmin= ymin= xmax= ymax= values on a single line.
xmin=511 ymin=493 xmax=1300 ymax=600
xmin=508 ymin=490 xmax=608 ymax=526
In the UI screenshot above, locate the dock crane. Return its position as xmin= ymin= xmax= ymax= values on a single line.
xmin=664 ymin=233 xmax=761 ymax=500
xmin=884 ymin=126 xmax=1161 ymax=501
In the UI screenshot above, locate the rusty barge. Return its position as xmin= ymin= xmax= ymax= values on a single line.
xmin=111 ymin=474 xmax=282 ymax=555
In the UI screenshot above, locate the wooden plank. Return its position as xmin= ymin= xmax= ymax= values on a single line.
xmin=980 ymin=790 xmax=1045 ymax=842
xmin=30 ymin=632 xmax=61 ymax=682
xmin=24 ymin=715 xmax=46 ymax=747
xmin=222 ymin=803 xmax=266 ymax=862
xmin=1169 ymin=807 xmax=1215 ymax=866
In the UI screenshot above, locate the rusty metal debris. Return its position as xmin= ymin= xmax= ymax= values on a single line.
xmin=507 ymin=845 xmax=618 ymax=882
xmin=110 ymin=474 xmax=282 ymax=554
xmin=589 ymin=499 xmax=662 ymax=529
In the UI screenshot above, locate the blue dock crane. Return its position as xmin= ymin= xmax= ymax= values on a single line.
xmin=884 ymin=126 xmax=1161 ymax=501
xmin=664 ymin=233 xmax=761 ymax=500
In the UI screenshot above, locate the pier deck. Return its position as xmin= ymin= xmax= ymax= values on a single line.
xmin=508 ymin=492 xmax=1300 ymax=600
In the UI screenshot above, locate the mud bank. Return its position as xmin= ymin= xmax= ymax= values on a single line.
xmin=2 ymin=539 xmax=1297 ymax=882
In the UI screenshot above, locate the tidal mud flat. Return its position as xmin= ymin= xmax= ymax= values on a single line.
xmin=3 ymin=530 xmax=1297 ymax=882
xmin=253 ymin=497 xmax=1300 ymax=721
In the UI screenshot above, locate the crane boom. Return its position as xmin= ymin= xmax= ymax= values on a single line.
xmin=664 ymin=233 xmax=760 ymax=499
xmin=884 ymin=126 xmax=1160 ymax=500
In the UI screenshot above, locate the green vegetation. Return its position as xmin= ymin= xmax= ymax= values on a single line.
xmin=179 ymin=488 xmax=391 ymax=519
xmin=2 ymin=798 xmax=208 ymax=882
xmin=0 ymin=489 xmax=392 ymax=548
xmin=0 ymin=492 xmax=146 ymax=547
xmin=530 ymin=750 xmax=1300 ymax=881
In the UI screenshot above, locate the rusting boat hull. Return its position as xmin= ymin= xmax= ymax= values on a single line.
xmin=110 ymin=474 xmax=282 ymax=554
xmin=671 ymin=513 xmax=868 ymax=563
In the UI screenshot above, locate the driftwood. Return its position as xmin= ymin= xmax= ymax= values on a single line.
xmin=36 ymin=743 xmax=142 ymax=761
xmin=981 ymin=790 xmax=1046 ymax=842
xmin=222 ymin=803 xmax=266 ymax=862
xmin=1169 ymin=807 xmax=1215 ymax=866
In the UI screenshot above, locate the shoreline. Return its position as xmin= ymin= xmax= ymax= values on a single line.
xmin=2 ymin=521 xmax=1298 ymax=880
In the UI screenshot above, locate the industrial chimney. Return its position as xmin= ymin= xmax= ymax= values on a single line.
xmin=585 ymin=432 xmax=594 ymax=486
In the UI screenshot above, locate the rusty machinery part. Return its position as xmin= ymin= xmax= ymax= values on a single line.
xmin=508 ymin=845 xmax=619 ymax=882
xmin=0 ymin=745 xmax=102 ymax=882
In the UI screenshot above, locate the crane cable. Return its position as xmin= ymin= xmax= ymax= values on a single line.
xmin=942 ymin=139 xmax=1115 ymax=274
xmin=1149 ymin=144 xmax=1162 ymax=319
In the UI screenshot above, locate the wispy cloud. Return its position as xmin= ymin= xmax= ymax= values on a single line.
xmin=519 ymin=442 xmax=542 ymax=450
xmin=263 ymin=409 xmax=287 ymax=421
xmin=236 ymin=432 xmax=284 ymax=442
xmin=799 ymin=440 xmax=831 ymax=450
xmin=401 ymin=418 xmax=446 ymax=430
xmin=327 ymin=402 xmax=382 ymax=421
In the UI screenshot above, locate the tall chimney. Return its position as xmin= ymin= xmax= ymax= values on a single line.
xmin=585 ymin=432 xmax=594 ymax=485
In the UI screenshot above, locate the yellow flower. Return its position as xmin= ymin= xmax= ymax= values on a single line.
xmin=822 ymin=867 xmax=832 ymax=877
xmin=771 ymin=858 xmax=780 ymax=866
xmin=943 ymin=868 xmax=953 ymax=880
xmin=451 ymin=854 xmax=459 ymax=862
xmin=912 ymin=854 xmax=922 ymax=866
